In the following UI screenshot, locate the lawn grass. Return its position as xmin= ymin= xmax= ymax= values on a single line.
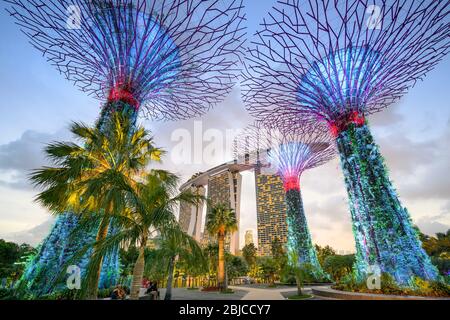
xmin=220 ymin=289 xmax=235 ymax=294
xmin=287 ymin=294 xmax=313 ymax=300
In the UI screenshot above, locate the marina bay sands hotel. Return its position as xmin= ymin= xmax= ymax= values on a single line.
xmin=178 ymin=156 xmax=288 ymax=256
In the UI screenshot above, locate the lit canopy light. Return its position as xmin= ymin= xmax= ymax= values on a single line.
xmin=235 ymin=122 xmax=335 ymax=280
xmin=88 ymin=4 xmax=182 ymax=108
xmin=298 ymin=46 xmax=382 ymax=120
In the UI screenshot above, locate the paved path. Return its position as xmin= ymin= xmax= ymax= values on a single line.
xmin=229 ymin=285 xmax=301 ymax=300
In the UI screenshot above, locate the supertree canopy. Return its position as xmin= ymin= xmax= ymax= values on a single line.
xmin=5 ymin=0 xmax=245 ymax=296
xmin=235 ymin=121 xmax=335 ymax=281
xmin=242 ymin=0 xmax=449 ymax=285
xmin=6 ymin=0 xmax=245 ymax=120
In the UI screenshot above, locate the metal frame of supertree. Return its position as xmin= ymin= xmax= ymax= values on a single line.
xmin=241 ymin=0 xmax=449 ymax=286
xmin=5 ymin=0 xmax=246 ymax=120
xmin=234 ymin=120 xmax=335 ymax=281
xmin=5 ymin=0 xmax=245 ymax=296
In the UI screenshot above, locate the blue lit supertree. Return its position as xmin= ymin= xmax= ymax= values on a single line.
xmin=241 ymin=0 xmax=449 ymax=286
xmin=5 ymin=0 xmax=245 ymax=296
xmin=235 ymin=121 xmax=335 ymax=281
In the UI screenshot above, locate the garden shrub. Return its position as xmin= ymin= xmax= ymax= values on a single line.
xmin=323 ymin=254 xmax=355 ymax=282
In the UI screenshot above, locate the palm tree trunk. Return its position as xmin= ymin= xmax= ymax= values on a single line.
xmin=164 ymin=255 xmax=176 ymax=300
xmin=218 ymin=232 xmax=225 ymax=291
xmin=224 ymin=261 xmax=228 ymax=291
xmin=296 ymin=275 xmax=302 ymax=295
xmin=86 ymin=218 xmax=109 ymax=299
xmin=130 ymin=245 xmax=146 ymax=300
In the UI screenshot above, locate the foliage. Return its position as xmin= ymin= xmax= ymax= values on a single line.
xmin=0 ymin=240 xmax=36 ymax=280
xmin=287 ymin=294 xmax=313 ymax=300
xmin=258 ymin=257 xmax=278 ymax=284
xmin=336 ymin=123 xmax=439 ymax=285
xmin=119 ymin=245 xmax=139 ymax=277
xmin=241 ymin=243 xmax=257 ymax=267
xmin=226 ymin=255 xmax=249 ymax=279
xmin=27 ymin=111 xmax=163 ymax=297
xmin=220 ymin=288 xmax=235 ymax=294
xmin=334 ymin=272 xmax=450 ymax=297
xmin=205 ymin=204 xmax=238 ymax=238
xmin=0 ymin=288 xmax=17 ymax=300
xmin=315 ymin=245 xmax=336 ymax=267
xmin=417 ymin=228 xmax=450 ymax=258
xmin=323 ymin=254 xmax=355 ymax=282
xmin=415 ymin=228 xmax=450 ymax=276
xmin=205 ymin=203 xmax=238 ymax=291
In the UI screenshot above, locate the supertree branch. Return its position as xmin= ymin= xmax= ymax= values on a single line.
xmin=5 ymin=0 xmax=246 ymax=120
xmin=242 ymin=0 xmax=450 ymax=126
xmin=235 ymin=121 xmax=335 ymax=189
xmin=234 ymin=121 xmax=334 ymax=280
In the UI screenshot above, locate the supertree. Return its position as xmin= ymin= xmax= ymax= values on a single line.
xmin=234 ymin=121 xmax=335 ymax=281
xmin=5 ymin=0 xmax=245 ymax=295
xmin=241 ymin=0 xmax=449 ymax=285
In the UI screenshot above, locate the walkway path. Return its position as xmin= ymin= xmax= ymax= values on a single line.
xmin=229 ymin=285 xmax=302 ymax=300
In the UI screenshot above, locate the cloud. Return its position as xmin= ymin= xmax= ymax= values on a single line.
xmin=0 ymin=129 xmax=69 ymax=190
xmin=415 ymin=216 xmax=449 ymax=237
xmin=378 ymin=121 xmax=450 ymax=200
xmin=0 ymin=217 xmax=54 ymax=247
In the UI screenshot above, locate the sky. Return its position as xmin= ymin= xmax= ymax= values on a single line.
xmin=0 ymin=0 xmax=449 ymax=251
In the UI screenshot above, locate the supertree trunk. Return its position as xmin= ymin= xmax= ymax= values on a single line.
xmin=19 ymin=101 xmax=137 ymax=297
xmin=335 ymin=122 xmax=438 ymax=285
xmin=284 ymin=179 xmax=328 ymax=281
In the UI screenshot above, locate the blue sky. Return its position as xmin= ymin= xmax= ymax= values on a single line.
xmin=0 ymin=0 xmax=449 ymax=250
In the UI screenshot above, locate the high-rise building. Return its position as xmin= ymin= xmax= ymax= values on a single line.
xmin=178 ymin=185 xmax=206 ymax=242
xmin=204 ymin=169 xmax=242 ymax=255
xmin=244 ymin=230 xmax=254 ymax=246
xmin=254 ymin=170 xmax=288 ymax=256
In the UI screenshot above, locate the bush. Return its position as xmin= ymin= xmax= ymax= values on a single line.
xmin=0 ymin=288 xmax=16 ymax=300
xmin=431 ymin=257 xmax=450 ymax=276
xmin=333 ymin=272 xmax=450 ymax=297
xmin=323 ymin=255 xmax=355 ymax=282
xmin=97 ymin=288 xmax=113 ymax=299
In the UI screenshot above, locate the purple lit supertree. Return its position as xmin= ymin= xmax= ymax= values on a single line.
xmin=235 ymin=121 xmax=335 ymax=281
xmin=5 ymin=0 xmax=245 ymax=296
xmin=241 ymin=0 xmax=449 ymax=286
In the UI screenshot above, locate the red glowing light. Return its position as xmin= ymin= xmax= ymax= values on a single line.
xmin=328 ymin=112 xmax=365 ymax=137
xmin=107 ymin=86 xmax=140 ymax=109
xmin=283 ymin=175 xmax=300 ymax=191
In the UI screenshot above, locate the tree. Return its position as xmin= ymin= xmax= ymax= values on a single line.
xmin=323 ymin=255 xmax=355 ymax=282
xmin=30 ymin=112 xmax=162 ymax=298
xmin=315 ymin=245 xmax=336 ymax=267
xmin=203 ymin=243 xmax=219 ymax=287
xmin=153 ymin=221 xmax=206 ymax=300
xmin=242 ymin=243 xmax=257 ymax=268
xmin=226 ymin=255 xmax=249 ymax=281
xmin=81 ymin=169 xmax=205 ymax=300
xmin=271 ymin=237 xmax=287 ymax=275
xmin=259 ymin=257 xmax=278 ymax=285
xmin=205 ymin=204 xmax=238 ymax=291
xmin=0 ymin=240 xmax=36 ymax=280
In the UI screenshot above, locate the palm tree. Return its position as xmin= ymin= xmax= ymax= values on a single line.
xmin=205 ymin=203 xmax=238 ymax=291
xmin=85 ymin=170 xmax=205 ymax=300
xmin=30 ymin=112 xmax=162 ymax=298
xmin=149 ymin=220 xmax=206 ymax=300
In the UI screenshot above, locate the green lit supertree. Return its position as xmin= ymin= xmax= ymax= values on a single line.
xmin=235 ymin=121 xmax=335 ymax=281
xmin=241 ymin=0 xmax=449 ymax=285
